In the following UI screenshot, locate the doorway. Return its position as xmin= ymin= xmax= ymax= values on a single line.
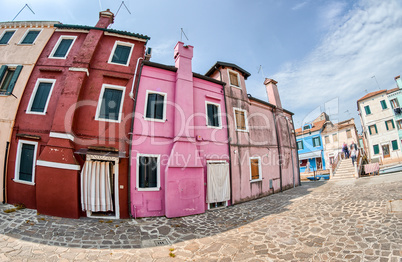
xmin=206 ymin=161 xmax=230 ymax=210
xmin=382 ymin=144 xmax=390 ymax=158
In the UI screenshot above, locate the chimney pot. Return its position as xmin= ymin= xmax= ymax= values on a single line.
xmin=264 ymin=78 xmax=282 ymax=108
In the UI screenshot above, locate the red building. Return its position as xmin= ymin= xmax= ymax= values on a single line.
xmin=6 ymin=10 xmax=150 ymax=219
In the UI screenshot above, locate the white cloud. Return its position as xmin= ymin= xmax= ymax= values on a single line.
xmin=292 ymin=1 xmax=309 ymax=11
xmin=271 ymin=0 xmax=402 ymax=130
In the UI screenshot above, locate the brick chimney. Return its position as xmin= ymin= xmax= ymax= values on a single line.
xmin=264 ymin=78 xmax=282 ymax=108
xmin=395 ymin=75 xmax=402 ymax=90
xmin=96 ymin=9 xmax=114 ymax=28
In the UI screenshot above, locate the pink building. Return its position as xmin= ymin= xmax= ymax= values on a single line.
xmin=130 ymin=42 xmax=230 ymax=218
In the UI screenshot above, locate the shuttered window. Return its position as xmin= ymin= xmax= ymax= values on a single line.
xmin=385 ymin=120 xmax=395 ymax=130
xmin=99 ymin=88 xmax=123 ymax=121
xmin=333 ymin=133 xmax=338 ymax=142
xmin=373 ymin=144 xmax=379 ymax=155
xmin=325 ymin=136 xmax=330 ymax=143
xmin=297 ymin=141 xmax=303 ymax=150
xmin=0 ymin=65 xmax=22 ymax=95
xmin=0 ymin=30 xmax=15 ymax=44
xmin=364 ymin=105 xmax=371 ymax=115
xmin=30 ymin=82 xmax=53 ymax=113
xmin=346 ymin=129 xmax=352 ymax=138
xmin=138 ymin=156 xmax=158 ymax=189
xmin=250 ymin=158 xmax=261 ymax=181
xmin=235 ymin=109 xmax=247 ymax=131
xmin=369 ymin=124 xmax=378 ymax=135
xmin=21 ymin=30 xmax=40 ymax=44
xmin=380 ymin=100 xmax=387 ymax=109
xmin=52 ymin=38 xmax=74 ymax=58
xmin=19 ymin=143 xmax=35 ymax=182
xmin=229 ymin=71 xmax=239 ymax=87
xmin=111 ymin=44 xmax=132 ymax=65
xmin=146 ymin=93 xmax=165 ymax=120
xmin=207 ymin=103 xmax=220 ymax=127
xmin=313 ymin=137 xmax=321 ymax=147
xmin=392 ymin=140 xmax=398 ymax=150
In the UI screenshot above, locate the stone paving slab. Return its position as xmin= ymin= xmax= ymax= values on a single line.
xmin=1 ymin=173 xmax=402 ymax=261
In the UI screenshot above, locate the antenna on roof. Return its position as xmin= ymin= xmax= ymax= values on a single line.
xmin=371 ymin=75 xmax=381 ymax=90
xmin=181 ymin=28 xmax=189 ymax=42
xmin=109 ymin=1 xmax=131 ymax=28
xmin=257 ymin=65 xmax=265 ymax=78
xmin=98 ymin=0 xmax=103 ymax=11
xmin=12 ymin=4 xmax=35 ymax=21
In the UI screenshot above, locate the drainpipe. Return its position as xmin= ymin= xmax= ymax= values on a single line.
xmin=128 ymin=59 xmax=145 ymax=218
xmin=291 ymin=119 xmax=301 ymax=186
xmin=129 ymin=57 xmax=144 ymax=100
xmin=285 ymin=117 xmax=296 ymax=188
xmin=2 ymin=142 xmax=9 ymax=203
xmin=273 ymin=109 xmax=283 ymax=192
xmin=216 ymin=66 xmax=233 ymax=205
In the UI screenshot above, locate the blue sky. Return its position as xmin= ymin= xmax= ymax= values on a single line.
xmin=3 ymin=0 xmax=402 ymax=131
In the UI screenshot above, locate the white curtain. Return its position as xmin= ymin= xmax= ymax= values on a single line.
xmin=206 ymin=162 xmax=230 ymax=203
xmin=81 ymin=160 xmax=114 ymax=212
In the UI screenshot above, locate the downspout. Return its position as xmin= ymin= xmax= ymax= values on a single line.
xmin=2 ymin=142 xmax=9 ymax=203
xmin=291 ymin=118 xmax=301 ymax=186
xmin=273 ymin=109 xmax=283 ymax=192
xmin=128 ymin=59 xmax=145 ymax=218
xmin=216 ymin=66 xmax=233 ymax=205
xmin=285 ymin=118 xmax=296 ymax=188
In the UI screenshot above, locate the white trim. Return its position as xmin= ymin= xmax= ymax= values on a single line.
xmin=14 ymin=140 xmax=38 ymax=185
xmin=233 ymin=107 xmax=248 ymax=132
xmin=55 ymin=29 xmax=89 ymax=34
xmin=49 ymin=132 xmax=75 ymax=142
xmin=143 ymin=90 xmax=167 ymax=122
xmin=206 ymin=160 xmax=227 ymax=164
xmin=249 ymin=156 xmax=262 ymax=182
xmin=104 ymin=31 xmax=147 ymax=42
xmin=69 ymin=67 xmax=89 ymax=76
xmin=36 ymin=160 xmax=81 ymax=170
xmin=108 ymin=40 xmax=134 ymax=66
xmin=18 ymin=28 xmax=42 ymax=44
xmin=227 ymin=69 xmax=241 ymax=89
xmin=207 ymin=200 xmax=228 ymax=210
xmin=0 ymin=29 xmax=16 ymax=45
xmin=136 ymin=153 xmax=161 ymax=192
xmin=95 ymin=84 xmax=126 ymax=123
xmin=205 ymin=101 xmax=222 ymax=129
xmin=49 ymin=35 xmax=77 ymax=59
xmin=86 ymin=154 xmax=120 ymax=219
xmin=26 ymin=78 xmax=56 ymax=115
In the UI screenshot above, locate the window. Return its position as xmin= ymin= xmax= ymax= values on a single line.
xmin=397 ymin=120 xmax=402 ymax=129
xmin=303 ymin=125 xmax=311 ymax=130
xmin=206 ymin=102 xmax=221 ymax=128
xmin=26 ymin=79 xmax=56 ymax=114
xmin=20 ymin=30 xmax=40 ymax=44
xmin=144 ymin=90 xmax=167 ymax=121
xmin=250 ymin=157 xmax=261 ymax=181
xmin=373 ymin=144 xmax=379 ymax=155
xmin=95 ymin=84 xmax=125 ymax=122
xmin=325 ymin=136 xmax=330 ymax=143
xmin=332 ymin=133 xmax=338 ymax=142
xmin=137 ymin=154 xmax=160 ymax=191
xmin=234 ymin=108 xmax=248 ymax=131
xmin=390 ymin=98 xmax=399 ymax=109
xmin=297 ymin=141 xmax=303 ymax=150
xmin=312 ymin=137 xmax=321 ymax=147
xmin=368 ymin=124 xmax=378 ymax=135
xmin=14 ymin=140 xmax=38 ymax=185
xmin=392 ymin=140 xmax=398 ymax=150
xmin=380 ymin=100 xmax=387 ymax=109
xmin=300 ymin=159 xmax=308 ymax=167
xmin=0 ymin=30 xmax=15 ymax=45
xmin=49 ymin=36 xmax=76 ymax=59
xmin=108 ymin=41 xmax=134 ymax=66
xmin=364 ymin=105 xmax=371 ymax=115
xmin=385 ymin=120 xmax=395 ymax=130
xmin=228 ymin=70 xmax=240 ymax=88
xmin=346 ymin=129 xmax=352 ymax=138
xmin=0 ymin=65 xmax=22 ymax=95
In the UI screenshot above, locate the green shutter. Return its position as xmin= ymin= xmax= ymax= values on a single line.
xmin=365 ymin=106 xmax=371 ymax=115
xmin=99 ymin=88 xmax=123 ymax=120
xmin=111 ymin=45 xmax=131 ymax=65
xmin=19 ymin=144 xmax=35 ymax=182
xmin=0 ymin=65 xmax=7 ymax=81
xmin=392 ymin=140 xmax=398 ymax=150
xmin=373 ymin=145 xmax=379 ymax=154
xmin=53 ymin=39 xmax=73 ymax=57
xmin=369 ymin=126 xmax=372 ymax=135
xmin=31 ymin=82 xmax=52 ymax=112
xmin=374 ymin=124 xmax=378 ymax=134
xmin=380 ymin=100 xmax=387 ymax=109
xmin=0 ymin=31 xmax=15 ymax=44
xmin=6 ymin=65 xmax=22 ymax=95
xmin=392 ymin=120 xmax=395 ymax=129
xmin=386 ymin=121 xmax=389 ymax=131
xmin=21 ymin=30 xmax=40 ymax=44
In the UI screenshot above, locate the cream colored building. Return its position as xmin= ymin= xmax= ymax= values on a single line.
xmin=322 ymin=118 xmax=359 ymax=165
xmin=0 ymin=21 xmax=58 ymax=202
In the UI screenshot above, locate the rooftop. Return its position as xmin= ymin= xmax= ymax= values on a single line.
xmin=205 ymin=61 xmax=251 ymax=79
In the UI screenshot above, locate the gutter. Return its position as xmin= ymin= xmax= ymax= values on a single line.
xmin=291 ymin=118 xmax=302 ymax=186
xmin=273 ymin=109 xmax=283 ymax=192
xmin=2 ymin=142 xmax=9 ymax=203
xmin=285 ymin=117 xmax=296 ymax=188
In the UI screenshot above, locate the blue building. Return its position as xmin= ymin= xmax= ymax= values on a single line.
xmin=296 ymin=114 xmax=329 ymax=174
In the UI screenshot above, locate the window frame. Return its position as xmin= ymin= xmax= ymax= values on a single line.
xmin=385 ymin=119 xmax=395 ymax=131
xmin=364 ymin=105 xmax=371 ymax=115
xmin=391 ymin=140 xmax=399 ymax=151
xmin=0 ymin=29 xmax=16 ymax=45
xmin=14 ymin=140 xmax=38 ymax=185
xmin=346 ymin=129 xmax=352 ymax=138
xmin=380 ymin=100 xmax=387 ymax=110
xmin=324 ymin=135 xmax=330 ymax=144
xmin=373 ymin=144 xmax=379 ymax=155
xmin=297 ymin=141 xmax=303 ymax=150
xmin=95 ymin=84 xmax=126 ymax=123
xmin=233 ymin=107 xmax=248 ymax=132
xmin=136 ymin=153 xmax=161 ymax=192
xmin=26 ymin=78 xmax=56 ymax=115
xmin=18 ymin=29 xmax=42 ymax=45
xmin=143 ymin=90 xmax=167 ymax=122
xmin=312 ymin=136 xmax=321 ymax=147
xmin=332 ymin=133 xmax=338 ymax=142
xmin=49 ymin=35 xmax=77 ymax=59
xmin=390 ymin=98 xmax=399 ymax=109
xmin=249 ymin=156 xmax=262 ymax=182
xmin=397 ymin=120 xmax=402 ymax=129
xmin=0 ymin=64 xmax=23 ymax=96
xmin=205 ymin=101 xmax=222 ymax=129
xmin=368 ymin=124 xmax=378 ymax=135
xmin=227 ymin=69 xmax=241 ymax=89
xmin=108 ymin=41 xmax=134 ymax=66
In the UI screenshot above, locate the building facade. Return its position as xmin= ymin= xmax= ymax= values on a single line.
xmin=387 ymin=76 xmax=402 ymax=146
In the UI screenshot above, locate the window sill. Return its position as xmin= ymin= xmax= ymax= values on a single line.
xmin=26 ymin=111 xmax=46 ymax=115
xmin=207 ymin=125 xmax=222 ymax=129
xmin=230 ymin=85 xmax=241 ymax=89
xmin=107 ymin=61 xmax=129 ymax=67
xmin=13 ymin=179 xmax=35 ymax=186
xmin=137 ymin=187 xmax=161 ymax=192
xmin=95 ymin=117 xmax=121 ymax=123
xmin=49 ymin=56 xmax=67 ymax=59
xmin=144 ymin=117 xmax=166 ymax=123
xmin=250 ymin=179 xmax=262 ymax=183
xmin=235 ymin=128 xmax=249 ymax=133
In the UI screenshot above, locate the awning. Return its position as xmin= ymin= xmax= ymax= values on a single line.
xmin=298 ymin=150 xmax=322 ymax=160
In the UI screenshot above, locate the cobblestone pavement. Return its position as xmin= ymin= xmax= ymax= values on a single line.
xmin=1 ymin=173 xmax=401 ymax=261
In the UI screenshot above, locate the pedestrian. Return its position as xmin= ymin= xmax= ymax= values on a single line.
xmin=350 ymin=141 xmax=357 ymax=151
xmin=350 ymin=146 xmax=357 ymax=166
xmin=342 ymin=142 xmax=349 ymax=159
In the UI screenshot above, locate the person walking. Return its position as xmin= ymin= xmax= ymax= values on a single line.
xmin=342 ymin=142 xmax=349 ymax=159
xmin=350 ymin=146 xmax=357 ymax=166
